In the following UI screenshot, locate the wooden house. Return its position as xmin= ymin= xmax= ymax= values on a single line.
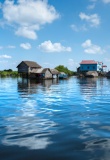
xmin=36 ymin=68 xmax=59 ymax=79
xmin=17 ymin=61 xmax=41 ymax=72
xmin=17 ymin=61 xmax=59 ymax=79
xmin=41 ymin=68 xmax=52 ymax=79
xmin=50 ymin=69 xmax=59 ymax=79
xmin=17 ymin=61 xmax=42 ymax=78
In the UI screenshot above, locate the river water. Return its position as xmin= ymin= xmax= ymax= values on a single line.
xmin=0 ymin=77 xmax=110 ymax=160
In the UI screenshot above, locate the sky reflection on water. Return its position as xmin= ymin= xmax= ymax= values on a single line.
xmin=0 ymin=77 xmax=110 ymax=160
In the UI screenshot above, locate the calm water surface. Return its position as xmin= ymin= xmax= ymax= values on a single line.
xmin=0 ymin=77 xmax=110 ymax=160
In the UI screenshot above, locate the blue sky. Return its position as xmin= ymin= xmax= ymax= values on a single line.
xmin=0 ymin=0 xmax=110 ymax=71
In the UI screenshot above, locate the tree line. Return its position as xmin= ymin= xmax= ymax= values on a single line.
xmin=0 ymin=66 xmax=76 ymax=77
xmin=0 ymin=69 xmax=19 ymax=77
xmin=55 ymin=65 xmax=77 ymax=76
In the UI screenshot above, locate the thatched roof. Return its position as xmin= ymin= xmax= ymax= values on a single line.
xmin=50 ymin=69 xmax=60 ymax=74
xmin=42 ymin=68 xmax=51 ymax=74
xmin=17 ymin=61 xmax=42 ymax=68
xmin=33 ymin=68 xmax=43 ymax=73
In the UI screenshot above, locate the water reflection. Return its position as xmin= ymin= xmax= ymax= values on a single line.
xmin=17 ymin=78 xmax=59 ymax=96
xmin=1 ymin=77 xmax=110 ymax=160
xmin=1 ymin=98 xmax=57 ymax=150
xmin=1 ymin=78 xmax=60 ymax=150
xmin=78 ymin=78 xmax=97 ymax=95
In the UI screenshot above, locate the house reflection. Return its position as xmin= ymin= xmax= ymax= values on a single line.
xmin=17 ymin=78 xmax=59 ymax=96
xmin=78 ymin=77 xmax=97 ymax=91
xmin=78 ymin=78 xmax=98 ymax=101
xmin=17 ymin=78 xmax=40 ymax=95
xmin=42 ymin=79 xmax=59 ymax=89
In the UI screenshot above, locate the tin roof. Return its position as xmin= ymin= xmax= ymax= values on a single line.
xmin=80 ymin=60 xmax=97 ymax=64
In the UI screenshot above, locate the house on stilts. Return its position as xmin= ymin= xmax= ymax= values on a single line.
xmin=17 ymin=61 xmax=59 ymax=79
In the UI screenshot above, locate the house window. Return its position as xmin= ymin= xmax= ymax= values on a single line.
xmin=87 ymin=66 xmax=89 ymax=69
xmin=93 ymin=66 xmax=95 ymax=70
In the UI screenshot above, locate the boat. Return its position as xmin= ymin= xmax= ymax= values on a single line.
xmin=59 ymin=72 xmax=68 ymax=79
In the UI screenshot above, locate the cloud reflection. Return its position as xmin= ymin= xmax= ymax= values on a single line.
xmin=1 ymin=98 xmax=57 ymax=150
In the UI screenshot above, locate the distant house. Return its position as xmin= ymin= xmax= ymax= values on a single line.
xmin=42 ymin=68 xmax=52 ymax=79
xmin=17 ymin=61 xmax=42 ymax=73
xmin=79 ymin=60 xmax=104 ymax=72
xmin=50 ymin=69 xmax=60 ymax=79
xmin=17 ymin=61 xmax=59 ymax=79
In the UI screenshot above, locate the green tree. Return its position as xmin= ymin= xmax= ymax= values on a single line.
xmin=55 ymin=65 xmax=76 ymax=76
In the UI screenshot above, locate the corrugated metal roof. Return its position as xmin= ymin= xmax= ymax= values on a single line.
xmin=80 ymin=60 xmax=97 ymax=64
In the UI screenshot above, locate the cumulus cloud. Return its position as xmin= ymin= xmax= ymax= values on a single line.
xmin=20 ymin=43 xmax=31 ymax=50
xmin=2 ymin=0 xmax=60 ymax=39
xmin=102 ymin=0 xmax=110 ymax=3
xmin=39 ymin=40 xmax=72 ymax=52
xmin=15 ymin=27 xmax=38 ymax=40
xmin=0 ymin=54 xmax=12 ymax=58
xmin=79 ymin=12 xmax=100 ymax=27
xmin=82 ymin=39 xmax=104 ymax=54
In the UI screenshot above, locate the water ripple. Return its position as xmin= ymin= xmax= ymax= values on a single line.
xmin=0 ymin=77 xmax=110 ymax=160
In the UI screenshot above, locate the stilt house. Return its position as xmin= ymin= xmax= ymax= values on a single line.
xmin=17 ymin=61 xmax=59 ymax=79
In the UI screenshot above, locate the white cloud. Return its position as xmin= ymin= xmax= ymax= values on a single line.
xmin=0 ymin=54 xmax=12 ymax=58
xmin=39 ymin=40 xmax=72 ymax=52
xmin=102 ymin=0 xmax=110 ymax=3
xmin=82 ymin=39 xmax=104 ymax=54
xmin=82 ymin=39 xmax=92 ymax=48
xmin=20 ymin=43 xmax=31 ymax=50
xmin=15 ymin=27 xmax=37 ymax=40
xmin=79 ymin=12 xmax=100 ymax=27
xmin=2 ymin=0 xmax=60 ymax=39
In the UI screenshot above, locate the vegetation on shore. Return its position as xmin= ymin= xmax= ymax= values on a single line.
xmin=0 ymin=69 xmax=20 ymax=77
xmin=55 ymin=65 xmax=76 ymax=76
xmin=0 ymin=66 xmax=76 ymax=78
